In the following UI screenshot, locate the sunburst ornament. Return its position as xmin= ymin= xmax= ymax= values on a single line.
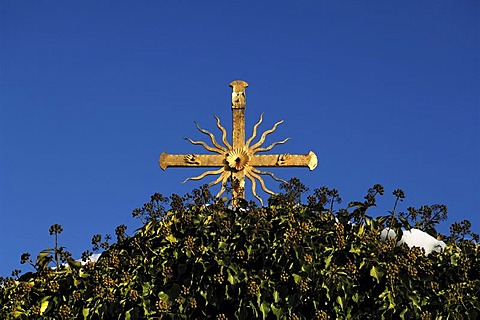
xmin=226 ymin=147 xmax=251 ymax=171
xmin=180 ymin=113 xmax=292 ymax=205
xmin=159 ymin=80 xmax=317 ymax=206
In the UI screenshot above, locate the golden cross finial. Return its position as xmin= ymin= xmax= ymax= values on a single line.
xmin=159 ymin=80 xmax=317 ymax=206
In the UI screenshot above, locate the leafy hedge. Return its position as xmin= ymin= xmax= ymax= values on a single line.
xmin=1 ymin=180 xmax=479 ymax=319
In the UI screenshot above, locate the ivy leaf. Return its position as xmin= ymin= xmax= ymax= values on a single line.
xmin=39 ymin=298 xmax=49 ymax=314
xmin=370 ymin=266 xmax=384 ymax=283
xmin=166 ymin=234 xmax=177 ymax=243
xmin=324 ymin=254 xmax=333 ymax=268
xmin=388 ymin=291 xmax=396 ymax=310
xmin=36 ymin=250 xmax=53 ymax=269
xmin=67 ymin=258 xmax=82 ymax=269
xmin=357 ymin=223 xmax=365 ymax=236
xmin=249 ymin=301 xmax=259 ymax=317
xmin=292 ymin=274 xmax=302 ymax=284
xmin=227 ymin=270 xmax=237 ymax=285
xmin=218 ymin=242 xmax=228 ymax=250
xmin=158 ymin=292 xmax=169 ymax=301
xmin=408 ymin=292 xmax=421 ymax=311
xmin=142 ymin=282 xmax=152 ymax=296
xmin=352 ymin=292 xmax=359 ymax=303
xmin=336 ymin=296 xmax=344 ymax=310
xmin=399 ymin=308 xmax=409 ymax=320
xmin=349 ymin=245 xmax=361 ymax=254
xmin=271 ymin=304 xmax=283 ymax=318
xmin=260 ymin=301 xmax=271 ymax=319
xmin=273 ymin=290 xmax=281 ymax=303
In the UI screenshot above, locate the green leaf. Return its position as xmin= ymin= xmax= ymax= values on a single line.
xmin=36 ymin=250 xmax=53 ymax=267
xmin=273 ymin=290 xmax=281 ymax=303
xmin=218 ymin=241 xmax=228 ymax=250
xmin=388 ymin=291 xmax=395 ymax=310
xmin=324 ymin=254 xmax=333 ymax=268
xmin=247 ymin=245 xmax=253 ymax=256
xmin=408 ymin=292 xmax=421 ymax=311
xmin=450 ymin=252 xmax=460 ymax=266
xmin=249 ymin=301 xmax=259 ymax=317
xmin=67 ymin=258 xmax=82 ymax=269
xmin=352 ymin=293 xmax=359 ymax=303
xmin=348 ymin=201 xmax=364 ymax=209
xmin=227 ymin=270 xmax=236 ymax=284
xmin=349 ymin=245 xmax=361 ymax=254
xmin=73 ymin=277 xmax=82 ymax=287
xmin=40 ymin=298 xmax=49 ymax=314
xmin=376 ymin=216 xmax=388 ymax=226
xmin=142 ymin=282 xmax=152 ymax=296
xmin=260 ymin=301 xmax=271 ymax=319
xmin=336 ymin=296 xmax=344 ymax=310
xmin=166 ymin=234 xmax=177 ymax=243
xmin=271 ymin=304 xmax=283 ymax=318
xmin=357 ymin=223 xmax=365 ymax=236
xmin=370 ymin=266 xmax=384 ymax=283
xmin=158 ymin=292 xmax=169 ymax=301
xmin=292 ymin=274 xmax=302 ymax=284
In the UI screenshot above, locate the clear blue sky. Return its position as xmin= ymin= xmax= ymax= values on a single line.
xmin=1 ymin=1 xmax=478 ymax=276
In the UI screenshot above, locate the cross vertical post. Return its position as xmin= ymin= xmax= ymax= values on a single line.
xmin=230 ymin=80 xmax=248 ymax=202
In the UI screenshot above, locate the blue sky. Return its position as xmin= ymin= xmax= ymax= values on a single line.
xmin=1 ymin=1 xmax=478 ymax=275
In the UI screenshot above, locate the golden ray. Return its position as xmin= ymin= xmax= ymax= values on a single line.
xmin=184 ymin=138 xmax=223 ymax=154
xmin=214 ymin=171 xmax=231 ymax=198
xmin=214 ymin=115 xmax=232 ymax=150
xmin=246 ymin=171 xmax=264 ymax=206
xmin=208 ymin=169 xmax=229 ymax=187
xmin=248 ymin=170 xmax=275 ymax=195
xmin=251 ymin=167 xmax=287 ymax=183
xmin=250 ymin=120 xmax=284 ymax=150
xmin=182 ymin=168 xmax=224 ymax=183
xmin=245 ymin=113 xmax=263 ymax=148
xmin=252 ymin=138 xmax=290 ymax=154
xmin=194 ymin=121 xmax=227 ymax=153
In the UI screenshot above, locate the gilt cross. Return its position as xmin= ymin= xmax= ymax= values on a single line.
xmin=159 ymin=80 xmax=317 ymax=206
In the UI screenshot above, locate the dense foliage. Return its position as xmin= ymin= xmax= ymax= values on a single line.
xmin=1 ymin=180 xmax=479 ymax=319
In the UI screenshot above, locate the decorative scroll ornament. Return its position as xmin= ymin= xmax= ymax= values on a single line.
xmin=184 ymin=154 xmax=200 ymax=165
xmin=277 ymin=154 xmax=291 ymax=166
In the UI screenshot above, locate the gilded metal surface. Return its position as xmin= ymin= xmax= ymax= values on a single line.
xmin=230 ymin=80 xmax=248 ymax=109
xmin=159 ymin=80 xmax=318 ymax=206
xmin=184 ymin=154 xmax=200 ymax=165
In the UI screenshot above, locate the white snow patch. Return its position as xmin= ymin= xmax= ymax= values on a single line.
xmin=380 ymin=228 xmax=397 ymax=241
xmin=381 ymin=228 xmax=446 ymax=255
xmin=51 ymin=252 xmax=102 ymax=270
xmin=83 ymin=253 xmax=102 ymax=264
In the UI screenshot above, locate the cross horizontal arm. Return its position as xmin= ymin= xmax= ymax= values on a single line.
xmin=250 ymin=151 xmax=317 ymax=170
xmin=159 ymin=152 xmax=225 ymax=170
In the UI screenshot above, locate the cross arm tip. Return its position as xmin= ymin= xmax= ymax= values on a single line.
xmin=308 ymin=151 xmax=318 ymax=170
xmin=159 ymin=151 xmax=168 ymax=170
